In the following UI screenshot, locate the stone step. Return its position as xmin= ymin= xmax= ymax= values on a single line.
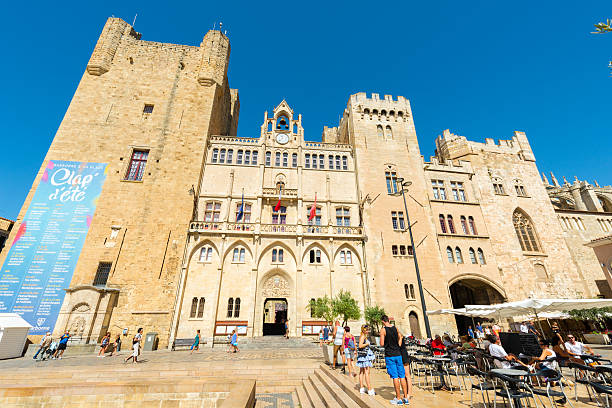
xmin=309 ymin=374 xmax=342 ymax=407
xmin=318 ymin=365 xmax=387 ymax=408
xmin=296 ymin=384 xmax=314 ymax=408
xmin=314 ymin=369 xmax=361 ymax=408
xmin=303 ymin=378 xmax=326 ymax=408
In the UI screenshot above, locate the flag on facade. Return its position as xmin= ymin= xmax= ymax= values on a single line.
xmin=274 ymin=185 xmax=283 ymax=212
xmin=308 ymin=193 xmax=317 ymax=221
xmin=236 ymin=191 xmax=245 ymax=222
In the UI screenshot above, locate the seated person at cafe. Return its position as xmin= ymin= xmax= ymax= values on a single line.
xmin=565 ymin=334 xmax=594 ymax=357
xmin=527 ymin=339 xmax=557 ymax=371
xmin=487 ymin=335 xmax=526 ymax=369
xmin=460 ymin=335 xmax=476 ymax=350
xmin=431 ymin=335 xmax=446 ymax=356
xmin=551 ymin=335 xmax=582 ymax=365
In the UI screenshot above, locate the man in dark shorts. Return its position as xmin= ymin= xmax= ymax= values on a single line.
xmin=52 ymin=331 xmax=70 ymax=359
xmin=380 ymin=315 xmax=409 ymax=405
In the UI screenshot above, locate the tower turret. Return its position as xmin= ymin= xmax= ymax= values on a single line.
xmin=198 ymin=30 xmax=230 ymax=87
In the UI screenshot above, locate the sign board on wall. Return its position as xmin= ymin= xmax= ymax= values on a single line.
xmin=0 ymin=160 xmax=107 ymax=334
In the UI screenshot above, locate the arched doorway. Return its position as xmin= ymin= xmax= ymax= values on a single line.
xmin=263 ymin=298 xmax=288 ymax=335
xmin=408 ymin=312 xmax=422 ymax=338
xmin=449 ymin=278 xmax=505 ymax=335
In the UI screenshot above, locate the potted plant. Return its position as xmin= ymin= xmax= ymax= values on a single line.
xmin=365 ymin=305 xmax=386 ymax=346
xmin=308 ymin=296 xmax=337 ymax=364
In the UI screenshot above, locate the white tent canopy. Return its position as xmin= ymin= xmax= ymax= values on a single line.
xmin=427 ymin=308 xmax=496 ymax=317
xmin=464 ymin=298 xmax=612 ymax=319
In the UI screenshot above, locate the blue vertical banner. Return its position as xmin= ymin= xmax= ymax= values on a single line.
xmin=0 ymin=160 xmax=108 ymax=334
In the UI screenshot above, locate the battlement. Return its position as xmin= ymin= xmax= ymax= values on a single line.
xmin=435 ymin=129 xmax=535 ymax=162
xmin=424 ymin=156 xmax=474 ymax=174
xmin=348 ymin=92 xmax=412 ymax=120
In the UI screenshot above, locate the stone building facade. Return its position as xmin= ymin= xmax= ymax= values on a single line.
xmin=1 ymin=17 xmax=611 ymax=346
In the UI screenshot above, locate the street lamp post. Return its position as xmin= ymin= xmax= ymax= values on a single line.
xmin=393 ymin=177 xmax=432 ymax=338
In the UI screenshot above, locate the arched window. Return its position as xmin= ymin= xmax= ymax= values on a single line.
xmin=392 ymin=245 xmax=398 ymax=256
xmin=199 ymin=246 xmax=213 ymax=262
xmin=197 ymin=297 xmax=205 ymax=318
xmin=319 ymin=155 xmax=324 ymax=169
xmin=265 ymin=151 xmax=271 ymax=166
xmin=377 ymin=125 xmax=383 ymax=138
xmin=293 ymin=123 xmax=298 ymax=134
xmin=455 ymin=247 xmax=463 ymax=263
xmin=469 ymin=248 xmax=477 ymax=264
xmin=492 ymin=177 xmax=505 ymax=195
xmin=251 ymin=150 xmax=257 ymax=165
xmin=305 ymin=154 xmax=310 ymax=168
xmin=514 ymin=180 xmax=527 ymax=197
xmin=227 ymin=298 xmax=234 ymax=318
xmin=267 ymin=121 xmax=272 ymax=132
xmin=468 ymin=216 xmax=478 ymax=235
xmin=272 ymin=249 xmax=277 ymax=262
xmin=278 ymin=249 xmax=284 ymax=263
xmin=460 ymin=216 xmax=469 ymax=234
xmin=409 ymin=284 xmax=415 ymax=299
xmin=212 ymin=148 xmax=219 ymax=163
xmin=219 ymin=148 xmax=226 ymax=163
xmin=364 ymin=108 xmax=370 ymax=115
xmin=234 ymin=298 xmax=241 ymax=318
xmin=534 ymin=264 xmax=547 ymax=280
xmin=204 ymin=202 xmax=222 ymax=222
xmin=342 ymin=156 xmax=348 ymax=170
xmin=447 ymin=215 xmax=456 ymax=234
xmin=276 ymin=115 xmax=289 ymax=130
xmin=312 ymin=154 xmax=318 ymax=169
xmin=282 ymin=152 xmax=288 ymax=167
xmin=404 ymin=284 xmax=410 ymax=299
xmin=237 ymin=150 xmax=244 ymax=164
xmin=310 ymin=298 xmax=316 ymax=317
xmin=385 ymin=125 xmax=393 ymax=140
xmin=292 ymin=153 xmax=298 ymax=167
xmin=329 ymin=155 xmax=334 ymax=169
xmin=232 ymin=247 xmax=246 ymax=262
xmin=399 ymin=245 xmax=407 ymax=255
xmin=272 ymin=206 xmax=287 ymax=225
xmin=439 ymin=215 xmax=448 ymax=233
xmin=513 ymin=210 xmax=541 ymax=252
xmin=190 ymin=297 xmax=198 ymax=318
xmin=275 ymin=152 xmax=281 ymax=166
xmin=335 ymin=155 xmax=341 ymax=169
xmin=226 ymin=149 xmax=233 ymax=163
xmin=276 ymin=181 xmax=285 ymax=191
xmin=477 ymin=248 xmax=486 ymax=264
xmin=309 ymin=249 xmax=322 ymax=264
xmin=446 ymin=246 xmax=454 ymax=263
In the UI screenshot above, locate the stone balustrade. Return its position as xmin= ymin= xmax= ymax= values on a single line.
xmin=189 ymin=221 xmax=363 ymax=237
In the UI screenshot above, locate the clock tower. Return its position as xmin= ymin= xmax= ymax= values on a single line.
xmin=260 ymin=99 xmax=303 ymax=148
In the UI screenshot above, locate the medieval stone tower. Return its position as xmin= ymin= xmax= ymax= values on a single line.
xmin=0 ymin=17 xmax=239 ymax=346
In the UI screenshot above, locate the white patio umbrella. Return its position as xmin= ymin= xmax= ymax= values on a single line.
xmin=427 ymin=308 xmax=497 ymax=334
xmin=465 ymin=298 xmax=612 ymax=334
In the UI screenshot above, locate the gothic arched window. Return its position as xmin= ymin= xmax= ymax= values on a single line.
xmin=234 ymin=298 xmax=241 ymax=318
xmin=469 ymin=247 xmax=477 ymax=264
xmin=385 ymin=125 xmax=393 ymax=140
xmin=460 ymin=216 xmax=469 ymax=234
xmin=377 ymin=125 xmax=383 ymax=138
xmin=447 ymin=215 xmax=456 ymax=234
xmin=455 ymin=247 xmax=463 ymax=263
xmin=190 ymin=297 xmax=198 ymax=318
xmin=477 ymin=248 xmax=486 ymax=264
xmin=227 ymin=298 xmax=234 ymax=318
xmin=446 ymin=246 xmax=454 ymax=263
xmin=513 ymin=209 xmax=541 ymax=252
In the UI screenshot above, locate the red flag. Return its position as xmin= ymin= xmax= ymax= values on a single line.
xmin=308 ymin=194 xmax=317 ymax=221
xmin=274 ymin=185 xmax=282 ymax=212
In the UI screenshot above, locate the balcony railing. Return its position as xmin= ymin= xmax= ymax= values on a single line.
xmin=262 ymin=188 xmax=298 ymax=198
xmin=189 ymin=221 xmax=363 ymax=236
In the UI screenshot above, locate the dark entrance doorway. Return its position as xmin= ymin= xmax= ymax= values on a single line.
xmin=263 ymin=298 xmax=288 ymax=336
xmin=409 ymin=312 xmax=422 ymax=338
xmin=449 ymin=279 xmax=504 ymax=336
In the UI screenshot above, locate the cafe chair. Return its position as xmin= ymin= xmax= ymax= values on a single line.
xmin=529 ymin=368 xmax=574 ymax=408
xmin=588 ymin=381 xmax=612 ymax=408
xmin=489 ymin=371 xmax=536 ymax=408
xmin=466 ymin=365 xmax=494 ymax=407
xmin=568 ymin=361 xmax=601 ymax=402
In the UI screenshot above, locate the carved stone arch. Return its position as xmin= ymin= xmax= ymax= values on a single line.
xmin=333 ymin=243 xmax=362 ymax=268
xmin=257 ymin=240 xmax=297 ymax=268
xmin=71 ymin=302 xmax=91 ymax=313
xmin=259 ymin=269 xmax=294 ymax=298
xmin=302 ymin=242 xmax=331 ymax=263
xmin=66 ymin=302 xmax=91 ymax=339
xmin=187 ymin=239 xmax=220 ymax=267
xmin=598 ymin=195 xmax=612 ymax=212
xmin=222 ymin=239 xmax=254 ymax=264
xmin=448 ymin=273 xmax=507 ymax=300
xmin=274 ymin=173 xmax=287 ymax=185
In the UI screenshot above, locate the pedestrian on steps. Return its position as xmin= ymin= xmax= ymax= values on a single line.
xmin=33 ymin=332 xmax=51 ymax=360
xmin=52 ymin=331 xmax=70 ymax=359
xmin=356 ymin=324 xmax=376 ymax=396
xmin=380 ymin=315 xmax=409 ymax=405
xmin=190 ymin=330 xmax=201 ymax=354
xmin=124 ymin=328 xmax=143 ymax=364
xmin=332 ymin=320 xmax=346 ymax=372
xmin=343 ymin=326 xmax=357 ymax=377
xmin=98 ymin=332 xmax=111 ymax=357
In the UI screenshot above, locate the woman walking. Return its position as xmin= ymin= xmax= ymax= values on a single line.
xmin=343 ymin=327 xmax=357 ymax=377
xmin=356 ymin=325 xmax=376 ymax=395
xmin=190 ymin=330 xmax=201 ymax=354
xmin=98 ymin=332 xmax=111 ymax=357
xmin=124 ymin=328 xmax=143 ymax=364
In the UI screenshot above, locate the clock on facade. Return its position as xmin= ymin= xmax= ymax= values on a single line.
xmin=276 ymin=133 xmax=289 ymax=144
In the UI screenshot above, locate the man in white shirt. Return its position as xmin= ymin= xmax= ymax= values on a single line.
xmin=519 ymin=322 xmax=529 ymax=334
xmin=565 ymin=334 xmax=594 ymax=357
xmin=488 ymin=335 xmax=524 ymax=369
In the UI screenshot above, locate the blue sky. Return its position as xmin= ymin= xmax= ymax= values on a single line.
xmin=1 ymin=1 xmax=610 ymax=220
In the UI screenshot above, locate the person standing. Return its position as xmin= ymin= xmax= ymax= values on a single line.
xmin=284 ymin=318 xmax=290 ymax=339
xmin=33 ymin=332 xmax=51 ymax=360
xmin=343 ymin=326 xmax=357 ymax=377
xmin=467 ymin=325 xmax=475 ymax=340
xmin=323 ymin=325 xmax=330 ymax=343
xmin=400 ymin=333 xmax=414 ymax=400
xmin=332 ymin=320 xmax=346 ymax=372
xmin=52 ymin=331 xmax=70 ymax=359
xmin=190 ymin=330 xmax=201 ymax=354
xmin=520 ymin=321 xmax=529 ymax=334
xmin=124 ymin=328 xmax=143 ymax=364
xmin=113 ymin=334 xmax=122 ymax=354
xmin=98 ymin=332 xmax=111 ymax=357
xmin=38 ymin=333 xmax=53 ymax=361
xmin=380 ymin=315 xmax=409 ymax=405
xmin=230 ymin=329 xmax=240 ymax=353
xmin=356 ymin=325 xmax=376 ymax=396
